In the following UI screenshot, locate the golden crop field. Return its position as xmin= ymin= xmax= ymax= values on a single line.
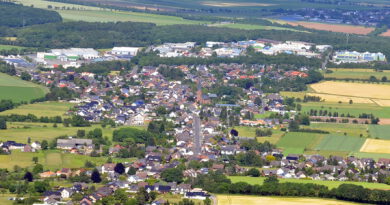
xmin=310 ymin=81 xmax=390 ymax=100
xmin=372 ymin=99 xmax=390 ymax=107
xmin=360 ymin=139 xmax=390 ymax=154
xmin=306 ymin=93 xmax=374 ymax=104
xmin=217 ymin=195 xmax=364 ymax=205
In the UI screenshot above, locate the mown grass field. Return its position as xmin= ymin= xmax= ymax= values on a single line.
xmin=301 ymin=102 xmax=390 ymax=118
xmin=217 ymin=195 xmax=365 ymax=205
xmin=0 ymin=101 xmax=73 ymax=117
xmin=228 ymin=176 xmax=390 ymax=190
xmin=0 ymin=150 xmax=132 ymax=170
xmin=301 ymin=123 xmax=369 ymax=137
xmin=315 ymin=135 xmax=365 ymax=152
xmin=0 ymin=44 xmax=25 ymax=51
xmin=276 ymin=132 xmax=325 ymax=154
xmin=212 ymin=23 xmax=299 ymax=31
xmin=324 ymin=68 xmax=390 ymax=80
xmin=0 ymin=122 xmax=145 ymax=143
xmin=233 ymin=126 xmax=283 ymax=144
xmin=0 ymin=73 xmax=48 ymax=102
xmin=368 ymin=125 xmax=390 ymax=139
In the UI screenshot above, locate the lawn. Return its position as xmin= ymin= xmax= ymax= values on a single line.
xmin=233 ymin=126 xmax=284 ymax=144
xmin=324 ymin=68 xmax=390 ymax=80
xmin=368 ymin=125 xmax=390 ymax=139
xmin=301 ymin=102 xmax=390 ymax=118
xmin=228 ymin=176 xmax=390 ymax=190
xmin=315 ymin=135 xmax=365 ymax=152
xmin=0 ymin=150 xmax=133 ymax=170
xmin=0 ymin=101 xmax=74 ymax=117
xmin=217 ymin=195 xmax=365 ymax=205
xmin=276 ymin=132 xmax=325 ymax=154
xmin=0 ymin=194 xmax=16 ymax=205
xmin=0 ymin=122 xmax=145 ymax=143
xmin=0 ymin=73 xmax=48 ymax=102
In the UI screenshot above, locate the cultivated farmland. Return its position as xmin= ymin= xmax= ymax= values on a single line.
xmin=315 ymin=135 xmax=365 ymax=152
xmin=310 ymin=81 xmax=390 ymax=100
xmin=0 ymin=73 xmax=48 ymax=102
xmin=227 ymin=176 xmax=390 ymax=190
xmin=277 ymin=132 xmax=324 ymax=154
xmin=284 ymin=21 xmax=374 ymax=35
xmin=360 ymin=138 xmax=390 ymax=154
xmin=217 ymin=195 xmax=364 ymax=205
xmin=369 ymin=125 xmax=390 ymax=139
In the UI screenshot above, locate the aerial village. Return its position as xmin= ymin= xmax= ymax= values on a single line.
xmin=0 ymin=38 xmax=389 ymax=205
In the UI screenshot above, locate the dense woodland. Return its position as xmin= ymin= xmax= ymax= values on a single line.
xmin=0 ymin=2 xmax=61 ymax=27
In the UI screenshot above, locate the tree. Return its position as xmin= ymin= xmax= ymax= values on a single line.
xmin=21 ymin=72 xmax=31 ymax=81
xmin=204 ymin=197 xmax=212 ymax=205
xmin=254 ymin=97 xmax=262 ymax=106
xmin=41 ymin=140 xmax=48 ymax=150
xmin=247 ymin=168 xmax=260 ymax=177
xmin=32 ymin=164 xmax=43 ymax=174
xmin=382 ymin=76 xmax=388 ymax=82
xmin=114 ymin=163 xmax=125 ymax=175
xmin=161 ymin=168 xmax=184 ymax=183
xmin=127 ymin=167 xmax=137 ymax=175
xmin=0 ymin=118 xmax=6 ymax=130
xmin=32 ymin=157 xmax=38 ymax=164
xmin=136 ymin=187 xmax=149 ymax=205
xmin=23 ymin=171 xmax=33 ymax=182
xmin=77 ymin=130 xmax=86 ymax=138
xmin=91 ymin=169 xmax=102 ymax=183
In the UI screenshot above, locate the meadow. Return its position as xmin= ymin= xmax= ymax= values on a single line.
xmin=211 ymin=23 xmax=299 ymax=31
xmin=0 ymin=73 xmax=48 ymax=102
xmin=0 ymin=150 xmax=132 ymax=170
xmin=0 ymin=101 xmax=74 ymax=117
xmin=217 ymin=195 xmax=365 ymax=205
xmin=0 ymin=122 xmax=145 ymax=143
xmin=301 ymin=123 xmax=369 ymax=137
xmin=276 ymin=132 xmax=324 ymax=155
xmin=233 ymin=126 xmax=284 ymax=144
xmin=369 ymin=125 xmax=390 ymax=139
xmin=315 ymin=135 xmax=365 ymax=152
xmin=228 ymin=176 xmax=390 ymax=190
xmin=324 ymin=68 xmax=390 ymax=80
xmin=301 ymin=102 xmax=390 ymax=118
xmin=0 ymin=44 xmax=25 ymax=51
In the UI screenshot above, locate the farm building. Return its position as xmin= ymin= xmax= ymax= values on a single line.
xmin=57 ymin=138 xmax=93 ymax=150
xmin=110 ymin=47 xmax=140 ymax=56
xmin=333 ymin=51 xmax=386 ymax=63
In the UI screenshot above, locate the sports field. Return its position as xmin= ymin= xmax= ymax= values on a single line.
xmin=277 ymin=132 xmax=324 ymax=154
xmin=369 ymin=125 xmax=390 ymax=139
xmin=217 ymin=195 xmax=364 ymax=205
xmin=360 ymin=138 xmax=390 ymax=154
xmin=315 ymin=135 xmax=365 ymax=152
xmin=310 ymin=81 xmax=390 ymax=100
xmin=0 ymin=150 xmax=132 ymax=170
xmin=0 ymin=101 xmax=73 ymax=117
xmin=0 ymin=73 xmax=48 ymax=102
xmin=228 ymin=176 xmax=390 ymax=190
xmin=324 ymin=68 xmax=390 ymax=80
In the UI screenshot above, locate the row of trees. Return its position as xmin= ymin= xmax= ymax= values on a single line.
xmin=193 ymin=173 xmax=390 ymax=204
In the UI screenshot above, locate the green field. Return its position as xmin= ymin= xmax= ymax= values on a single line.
xmin=0 ymin=101 xmax=73 ymax=117
xmin=0 ymin=150 xmax=132 ymax=170
xmin=211 ymin=23 xmax=299 ymax=31
xmin=234 ymin=126 xmax=284 ymax=144
xmin=0 ymin=122 xmax=145 ymax=143
xmin=0 ymin=73 xmax=48 ymax=102
xmin=315 ymin=135 xmax=365 ymax=152
xmin=276 ymin=132 xmax=325 ymax=154
xmin=301 ymin=123 xmax=369 ymax=137
xmin=228 ymin=176 xmax=390 ymax=190
xmin=301 ymin=102 xmax=390 ymax=118
xmin=369 ymin=125 xmax=390 ymax=139
xmin=324 ymin=68 xmax=390 ymax=80
xmin=0 ymin=44 xmax=25 ymax=51
xmin=349 ymin=152 xmax=390 ymax=160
